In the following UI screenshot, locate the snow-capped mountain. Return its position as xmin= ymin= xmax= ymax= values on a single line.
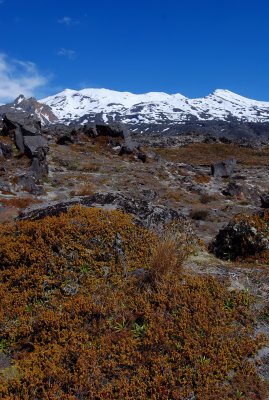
xmin=40 ymin=88 xmax=269 ymax=130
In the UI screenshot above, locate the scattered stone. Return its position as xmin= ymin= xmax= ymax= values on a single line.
xmin=260 ymin=194 xmax=269 ymax=208
xmin=30 ymin=157 xmax=48 ymax=179
xmin=222 ymin=182 xmax=246 ymax=198
xmin=17 ymin=174 xmax=45 ymax=195
xmin=119 ymin=143 xmax=137 ymax=155
xmin=211 ymin=158 xmax=236 ymax=178
xmin=119 ymin=140 xmax=147 ymax=162
xmin=56 ymin=135 xmax=74 ymax=145
xmin=0 ymin=142 xmax=12 ymax=158
xmin=0 ymin=182 xmax=11 ymax=193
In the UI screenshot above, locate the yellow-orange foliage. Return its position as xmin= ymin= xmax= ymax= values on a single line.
xmin=0 ymin=206 xmax=267 ymax=399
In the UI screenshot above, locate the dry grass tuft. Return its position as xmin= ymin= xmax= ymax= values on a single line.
xmin=156 ymin=143 xmax=269 ymax=166
xmin=194 ymin=174 xmax=211 ymax=184
xmin=70 ymin=183 xmax=97 ymax=197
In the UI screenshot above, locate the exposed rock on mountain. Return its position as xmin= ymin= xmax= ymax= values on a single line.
xmin=0 ymin=95 xmax=58 ymax=125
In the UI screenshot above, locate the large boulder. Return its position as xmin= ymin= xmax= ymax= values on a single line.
xmin=84 ymin=124 xmax=125 ymax=139
xmin=2 ymin=112 xmax=41 ymax=136
xmin=211 ymin=158 xmax=236 ymax=178
xmin=2 ymin=112 xmax=43 ymax=156
xmin=119 ymin=139 xmax=147 ymax=162
xmin=210 ymin=212 xmax=269 ymax=260
xmin=95 ymin=124 xmax=125 ymax=139
xmin=23 ymin=136 xmax=49 ymax=160
xmin=1 ymin=112 xmax=49 ymax=186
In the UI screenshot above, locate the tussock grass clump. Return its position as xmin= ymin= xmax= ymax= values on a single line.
xmin=190 ymin=208 xmax=210 ymax=221
xmin=0 ymin=206 xmax=267 ymax=399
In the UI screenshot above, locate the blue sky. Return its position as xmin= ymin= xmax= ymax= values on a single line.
xmin=1 ymin=0 xmax=269 ymax=102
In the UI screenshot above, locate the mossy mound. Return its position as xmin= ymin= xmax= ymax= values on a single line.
xmin=0 ymin=206 xmax=267 ymax=399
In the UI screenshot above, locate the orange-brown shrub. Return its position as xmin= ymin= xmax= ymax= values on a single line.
xmin=1 ymin=197 xmax=41 ymax=209
xmin=194 ymin=174 xmax=211 ymax=184
xmin=0 ymin=206 xmax=267 ymax=399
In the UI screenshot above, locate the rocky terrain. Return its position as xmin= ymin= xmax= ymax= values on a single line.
xmin=0 ymin=109 xmax=269 ymax=398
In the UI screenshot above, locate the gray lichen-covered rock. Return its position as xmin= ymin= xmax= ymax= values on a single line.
xmin=18 ymin=192 xmax=186 ymax=231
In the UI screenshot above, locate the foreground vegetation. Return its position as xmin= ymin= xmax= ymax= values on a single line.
xmin=0 ymin=206 xmax=267 ymax=399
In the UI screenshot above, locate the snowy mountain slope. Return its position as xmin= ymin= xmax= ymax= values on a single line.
xmin=40 ymin=88 xmax=269 ymax=128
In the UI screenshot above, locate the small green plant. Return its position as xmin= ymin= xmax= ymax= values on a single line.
xmin=224 ymin=298 xmax=234 ymax=311
xmin=25 ymin=303 xmax=33 ymax=313
xmin=0 ymin=339 xmax=8 ymax=352
xmin=80 ymin=264 xmax=90 ymax=273
xmin=235 ymin=389 xmax=244 ymax=399
xmin=114 ymin=317 xmax=128 ymax=332
xmin=199 ymin=355 xmax=211 ymax=365
xmin=132 ymin=322 xmax=147 ymax=338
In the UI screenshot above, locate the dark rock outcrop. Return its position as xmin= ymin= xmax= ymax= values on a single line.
xmin=95 ymin=124 xmax=125 ymax=139
xmin=0 ymin=95 xmax=58 ymax=125
xmin=2 ymin=112 xmax=48 ymax=156
xmin=0 ymin=142 xmax=12 ymax=158
xmin=260 ymin=194 xmax=269 ymax=208
xmin=1 ymin=112 xmax=49 ymax=188
xmin=210 ymin=213 xmax=269 ymax=260
xmin=2 ymin=112 xmax=41 ymax=136
xmin=18 ymin=192 xmax=186 ymax=231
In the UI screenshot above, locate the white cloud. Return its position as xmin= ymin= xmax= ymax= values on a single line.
xmin=58 ymin=16 xmax=79 ymax=26
xmin=57 ymin=48 xmax=77 ymax=60
xmin=0 ymin=54 xmax=48 ymax=103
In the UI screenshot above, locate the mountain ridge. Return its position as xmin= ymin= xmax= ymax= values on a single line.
xmin=1 ymin=88 xmax=269 ymax=135
xmin=40 ymin=87 xmax=269 ymax=130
